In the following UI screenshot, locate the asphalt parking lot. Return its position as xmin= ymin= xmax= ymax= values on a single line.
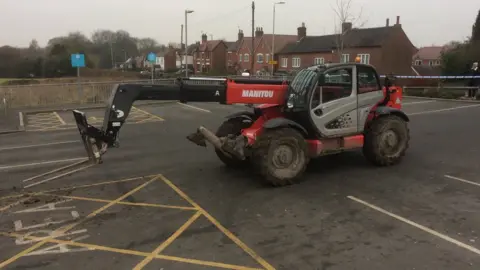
xmin=1 ymin=97 xmax=480 ymax=270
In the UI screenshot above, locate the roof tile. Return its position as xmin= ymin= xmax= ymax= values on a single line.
xmin=278 ymin=26 xmax=398 ymax=54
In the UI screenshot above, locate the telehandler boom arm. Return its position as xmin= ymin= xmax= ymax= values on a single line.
xmin=72 ymin=77 xmax=289 ymax=163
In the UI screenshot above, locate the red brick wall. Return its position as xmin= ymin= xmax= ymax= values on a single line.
xmin=251 ymin=37 xmax=273 ymax=73
xmin=212 ymin=43 xmax=227 ymax=74
xmin=380 ymin=26 xmax=417 ymax=75
xmin=237 ymin=39 xmax=252 ymax=72
xmin=164 ymin=50 xmax=177 ymax=71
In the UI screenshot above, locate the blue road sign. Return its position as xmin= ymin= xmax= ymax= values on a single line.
xmin=71 ymin=54 xmax=85 ymax=68
xmin=147 ymin=52 xmax=156 ymax=63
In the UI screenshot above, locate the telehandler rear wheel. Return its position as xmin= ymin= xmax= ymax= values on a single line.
xmin=252 ymin=128 xmax=309 ymax=187
xmin=215 ymin=118 xmax=252 ymax=168
xmin=363 ymin=115 xmax=410 ymax=166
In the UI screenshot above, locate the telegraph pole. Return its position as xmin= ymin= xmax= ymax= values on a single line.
xmin=180 ymin=24 xmax=184 ymax=69
xmin=251 ymin=1 xmax=255 ymax=74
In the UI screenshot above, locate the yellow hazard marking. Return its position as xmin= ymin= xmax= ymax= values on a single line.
xmin=0 ymin=177 xmax=156 ymax=268
xmin=159 ymin=175 xmax=276 ymax=270
xmin=133 ymin=211 xmax=203 ymax=269
xmin=0 ymin=231 xmax=262 ymax=270
xmin=0 ymin=174 xmax=274 ymax=270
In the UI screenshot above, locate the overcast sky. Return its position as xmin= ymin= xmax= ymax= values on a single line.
xmin=1 ymin=0 xmax=479 ymax=48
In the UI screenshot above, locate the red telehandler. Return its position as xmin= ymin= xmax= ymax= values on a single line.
xmin=73 ymin=63 xmax=409 ymax=186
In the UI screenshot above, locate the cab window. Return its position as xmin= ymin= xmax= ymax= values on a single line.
xmin=357 ymin=66 xmax=380 ymax=93
xmin=311 ymin=67 xmax=353 ymax=108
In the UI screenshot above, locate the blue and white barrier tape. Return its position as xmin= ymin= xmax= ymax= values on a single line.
xmin=379 ymin=75 xmax=480 ymax=79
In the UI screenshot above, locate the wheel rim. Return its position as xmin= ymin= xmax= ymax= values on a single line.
xmin=380 ymin=129 xmax=401 ymax=155
xmin=272 ymin=145 xmax=296 ymax=169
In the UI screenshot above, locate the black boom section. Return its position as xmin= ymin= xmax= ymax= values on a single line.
xmin=74 ymin=80 xmax=228 ymax=151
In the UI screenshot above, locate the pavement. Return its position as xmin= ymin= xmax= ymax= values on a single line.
xmin=1 ymin=98 xmax=480 ymax=270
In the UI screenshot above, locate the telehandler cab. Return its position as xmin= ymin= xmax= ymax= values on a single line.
xmin=73 ymin=63 xmax=410 ymax=186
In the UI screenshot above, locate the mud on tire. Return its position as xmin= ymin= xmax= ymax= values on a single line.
xmin=251 ymin=128 xmax=309 ymax=187
xmin=363 ymin=115 xmax=410 ymax=166
xmin=215 ymin=118 xmax=252 ymax=168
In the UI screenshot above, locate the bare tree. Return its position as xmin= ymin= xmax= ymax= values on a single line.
xmin=331 ymin=0 xmax=367 ymax=61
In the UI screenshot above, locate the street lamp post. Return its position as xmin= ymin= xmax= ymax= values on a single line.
xmin=271 ymin=1 xmax=285 ymax=76
xmin=185 ymin=9 xmax=194 ymax=77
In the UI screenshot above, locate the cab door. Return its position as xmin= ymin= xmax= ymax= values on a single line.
xmin=308 ymin=65 xmax=359 ymax=137
xmin=355 ymin=65 xmax=385 ymax=133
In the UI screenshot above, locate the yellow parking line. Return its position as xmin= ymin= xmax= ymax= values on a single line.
xmin=0 ymin=197 xmax=30 ymax=212
xmin=0 ymin=231 xmax=262 ymax=270
xmin=132 ymin=106 xmax=165 ymax=121
xmin=38 ymin=176 xmax=150 ymax=193
xmin=0 ymin=178 xmax=156 ymax=268
xmin=0 ymin=194 xmax=25 ymax=201
xmin=158 ymin=175 xmax=276 ymax=270
xmin=133 ymin=211 xmax=202 ymax=269
xmin=53 ymin=112 xmax=66 ymax=125
xmin=33 ymin=193 xmax=197 ymax=211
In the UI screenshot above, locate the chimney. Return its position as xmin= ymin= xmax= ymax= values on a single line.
xmin=201 ymin=33 xmax=207 ymax=44
xmin=238 ymin=29 xmax=244 ymax=41
xmin=396 ymin=16 xmax=400 ymax=25
xmin=342 ymin=22 xmax=352 ymax=33
xmin=297 ymin=22 xmax=306 ymax=41
xmin=386 ymin=18 xmax=390 ymax=27
xmin=255 ymin=27 xmax=264 ymax=37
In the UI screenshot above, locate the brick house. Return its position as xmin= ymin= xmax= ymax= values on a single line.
xmin=235 ymin=28 xmax=297 ymax=74
xmin=276 ymin=17 xmax=418 ymax=76
xmin=410 ymin=46 xmax=447 ymax=76
xmin=192 ymin=34 xmax=228 ymax=74
xmin=224 ymin=30 xmax=244 ymax=74
xmin=412 ymin=46 xmax=444 ymax=66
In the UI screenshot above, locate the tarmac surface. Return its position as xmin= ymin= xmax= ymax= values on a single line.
xmin=1 ymin=98 xmax=480 ymax=270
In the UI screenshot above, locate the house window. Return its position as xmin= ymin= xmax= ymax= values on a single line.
xmin=341 ymin=54 xmax=350 ymax=63
xmin=244 ymin=53 xmax=250 ymax=62
xmin=292 ymin=57 xmax=301 ymax=68
xmin=239 ymin=54 xmax=243 ymax=62
xmin=357 ymin=54 xmax=370 ymax=64
xmin=281 ymin=57 xmax=288 ymax=68
xmin=314 ymin=57 xmax=324 ymax=65
xmin=429 ymin=60 xmax=440 ymax=66
xmin=414 ymin=59 xmax=422 ymax=65
xmin=266 ymin=54 xmax=270 ymax=64
xmin=257 ymin=53 xmax=264 ymax=63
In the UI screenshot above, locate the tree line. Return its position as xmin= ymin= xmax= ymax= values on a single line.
xmin=0 ymin=30 xmax=176 ymax=78
xmin=441 ymin=9 xmax=480 ymax=75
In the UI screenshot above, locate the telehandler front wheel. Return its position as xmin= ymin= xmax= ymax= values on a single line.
xmin=252 ymin=128 xmax=309 ymax=187
xmin=215 ymin=118 xmax=252 ymax=168
xmin=363 ymin=115 xmax=410 ymax=166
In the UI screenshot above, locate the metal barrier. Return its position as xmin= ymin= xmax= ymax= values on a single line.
xmin=1 ymin=75 xmax=478 ymax=109
xmin=0 ymin=79 xmax=175 ymax=109
xmin=403 ymin=86 xmax=479 ymax=99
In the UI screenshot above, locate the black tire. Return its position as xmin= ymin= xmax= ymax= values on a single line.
xmin=215 ymin=118 xmax=252 ymax=168
xmin=251 ymin=128 xmax=310 ymax=187
xmin=363 ymin=115 xmax=410 ymax=166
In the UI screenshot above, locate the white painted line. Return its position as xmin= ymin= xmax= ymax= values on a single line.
xmin=18 ymin=112 xmax=24 ymax=128
xmin=53 ymin=112 xmax=66 ymax=125
xmin=177 ymin=102 xmax=211 ymax=113
xmin=23 ymin=159 xmax=89 ymax=183
xmin=402 ymin=100 xmax=436 ymax=106
xmin=347 ymin=195 xmax=480 ymax=256
xmin=24 ymin=164 xmax=93 ymax=189
xmin=444 ymin=175 xmax=480 ymax=187
xmin=408 ymin=104 xmax=480 ymax=116
xmin=0 ymin=158 xmax=87 ymax=171
xmin=0 ymin=141 xmax=78 ymax=152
